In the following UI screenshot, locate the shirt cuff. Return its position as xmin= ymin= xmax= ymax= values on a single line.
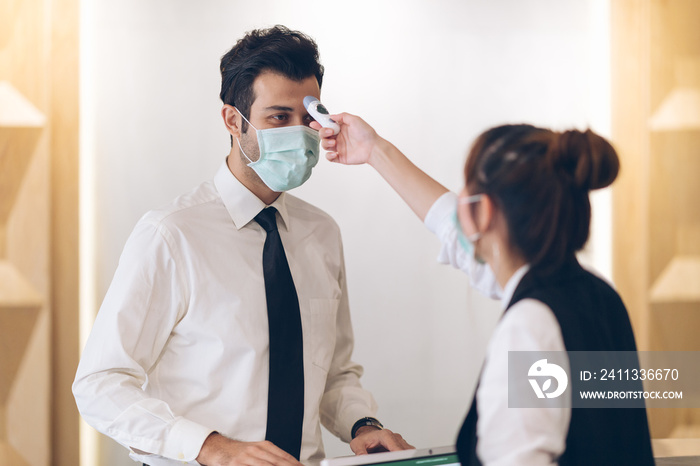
xmin=338 ymin=402 xmax=379 ymax=444
xmin=162 ymin=418 xmax=214 ymax=463
xmin=424 ymin=191 xmax=458 ymax=235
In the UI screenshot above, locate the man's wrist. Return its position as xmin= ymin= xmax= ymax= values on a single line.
xmin=351 ymin=417 xmax=384 ymax=439
xmin=196 ymin=431 xmax=223 ymax=464
xmin=354 ymin=425 xmax=382 ymax=438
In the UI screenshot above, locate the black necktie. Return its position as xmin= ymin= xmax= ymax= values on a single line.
xmin=254 ymin=207 xmax=304 ymax=459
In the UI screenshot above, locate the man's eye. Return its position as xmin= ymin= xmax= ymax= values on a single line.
xmin=271 ymin=114 xmax=288 ymax=121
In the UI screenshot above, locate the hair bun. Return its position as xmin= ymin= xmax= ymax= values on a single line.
xmin=552 ymin=129 xmax=620 ymax=191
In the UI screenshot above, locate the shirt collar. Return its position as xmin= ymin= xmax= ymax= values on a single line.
xmin=500 ymin=263 xmax=531 ymax=310
xmin=213 ymin=159 xmax=290 ymax=231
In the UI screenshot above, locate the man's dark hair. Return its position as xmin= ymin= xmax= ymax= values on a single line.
xmin=220 ymin=25 xmax=324 ymax=133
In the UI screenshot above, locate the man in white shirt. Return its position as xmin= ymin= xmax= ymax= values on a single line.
xmin=73 ymin=25 xmax=411 ymax=466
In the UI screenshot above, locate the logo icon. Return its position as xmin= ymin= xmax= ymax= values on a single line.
xmin=528 ymin=359 xmax=568 ymax=399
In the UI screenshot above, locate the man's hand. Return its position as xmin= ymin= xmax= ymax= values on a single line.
xmin=196 ymin=432 xmax=302 ymax=466
xmin=350 ymin=427 xmax=415 ymax=455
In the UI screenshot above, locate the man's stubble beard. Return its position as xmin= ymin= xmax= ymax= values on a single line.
xmin=239 ymin=129 xmax=269 ymax=191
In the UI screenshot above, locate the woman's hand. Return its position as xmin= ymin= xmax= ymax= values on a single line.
xmin=311 ymin=113 xmax=383 ymax=166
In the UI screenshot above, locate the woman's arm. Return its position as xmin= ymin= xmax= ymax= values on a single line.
xmin=313 ymin=114 xmax=501 ymax=299
xmin=314 ymin=114 xmax=448 ymax=221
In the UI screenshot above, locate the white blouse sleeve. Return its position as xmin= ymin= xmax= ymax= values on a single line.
xmin=423 ymin=192 xmax=502 ymax=299
xmin=476 ymin=299 xmax=571 ymax=466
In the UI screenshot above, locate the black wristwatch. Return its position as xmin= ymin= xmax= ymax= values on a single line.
xmin=351 ymin=417 xmax=384 ymax=439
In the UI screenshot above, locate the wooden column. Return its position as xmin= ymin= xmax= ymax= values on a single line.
xmin=49 ymin=0 xmax=80 ymax=463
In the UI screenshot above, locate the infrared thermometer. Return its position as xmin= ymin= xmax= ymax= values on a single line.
xmin=304 ymin=96 xmax=340 ymax=135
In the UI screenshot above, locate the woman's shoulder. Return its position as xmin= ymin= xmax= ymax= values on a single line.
xmin=492 ymin=298 xmax=565 ymax=352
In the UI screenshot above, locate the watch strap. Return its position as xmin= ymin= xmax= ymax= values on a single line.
xmin=351 ymin=417 xmax=384 ymax=439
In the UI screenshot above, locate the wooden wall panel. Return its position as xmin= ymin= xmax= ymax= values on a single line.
xmin=612 ymin=0 xmax=700 ymax=439
xmin=0 ymin=0 xmax=79 ymax=463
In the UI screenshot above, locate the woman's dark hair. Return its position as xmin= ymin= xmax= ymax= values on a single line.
xmin=220 ymin=25 xmax=324 ymax=133
xmin=464 ymin=124 xmax=620 ymax=273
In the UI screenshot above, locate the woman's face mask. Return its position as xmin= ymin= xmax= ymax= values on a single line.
xmin=235 ymin=107 xmax=320 ymax=192
xmin=453 ymin=194 xmax=484 ymax=264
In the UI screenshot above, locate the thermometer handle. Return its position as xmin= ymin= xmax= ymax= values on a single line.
xmin=304 ymin=96 xmax=340 ymax=135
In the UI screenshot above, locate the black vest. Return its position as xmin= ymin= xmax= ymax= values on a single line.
xmin=456 ymin=258 xmax=654 ymax=466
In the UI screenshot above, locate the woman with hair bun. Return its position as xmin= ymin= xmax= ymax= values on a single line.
xmin=312 ymin=117 xmax=654 ymax=466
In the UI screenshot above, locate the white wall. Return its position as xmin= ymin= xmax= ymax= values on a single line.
xmin=81 ymin=0 xmax=610 ymax=463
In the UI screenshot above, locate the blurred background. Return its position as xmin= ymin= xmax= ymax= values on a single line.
xmin=1 ymin=0 xmax=698 ymax=464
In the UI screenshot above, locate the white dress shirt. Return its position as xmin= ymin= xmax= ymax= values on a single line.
xmin=73 ymin=160 xmax=377 ymax=465
xmin=424 ymin=192 xmax=570 ymax=466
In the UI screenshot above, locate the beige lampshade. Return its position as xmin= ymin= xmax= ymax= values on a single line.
xmin=649 ymin=57 xmax=700 ymax=131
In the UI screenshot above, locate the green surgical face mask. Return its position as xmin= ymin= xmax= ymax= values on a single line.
xmin=453 ymin=194 xmax=484 ymax=264
xmin=235 ymin=108 xmax=320 ymax=192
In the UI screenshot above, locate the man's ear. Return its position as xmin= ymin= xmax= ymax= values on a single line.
xmin=222 ymin=105 xmax=242 ymax=140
